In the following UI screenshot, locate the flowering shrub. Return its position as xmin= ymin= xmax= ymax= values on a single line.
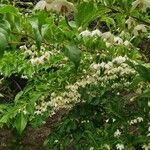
xmin=0 ymin=0 xmax=150 ymax=149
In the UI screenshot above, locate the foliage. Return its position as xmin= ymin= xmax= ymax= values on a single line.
xmin=0 ymin=0 xmax=150 ymax=149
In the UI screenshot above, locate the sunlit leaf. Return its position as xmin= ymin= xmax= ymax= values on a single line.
xmin=65 ymin=44 xmax=81 ymax=69
xmin=14 ymin=113 xmax=27 ymax=135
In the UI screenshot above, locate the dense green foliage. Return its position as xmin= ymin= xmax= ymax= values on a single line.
xmin=0 ymin=0 xmax=150 ymax=149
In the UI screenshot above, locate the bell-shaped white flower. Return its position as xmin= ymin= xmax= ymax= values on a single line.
xmin=133 ymin=24 xmax=147 ymax=36
xmin=114 ymin=36 xmax=123 ymax=45
xmin=91 ymin=29 xmax=102 ymax=37
xmin=34 ymin=0 xmax=47 ymax=10
xmin=34 ymin=0 xmax=75 ymax=15
xmin=132 ymin=0 xmax=150 ymax=12
xmin=116 ymin=144 xmax=124 ymax=150
xmin=101 ymin=32 xmax=114 ymax=44
xmin=125 ymin=17 xmax=136 ymax=29
xmin=142 ymin=143 xmax=150 ymax=150
xmin=80 ymin=30 xmax=92 ymax=37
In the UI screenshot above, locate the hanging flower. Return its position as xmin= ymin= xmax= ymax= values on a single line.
xmin=114 ymin=129 xmax=121 ymax=137
xmin=132 ymin=0 xmax=150 ymax=12
xmin=116 ymin=144 xmax=125 ymax=150
xmin=133 ymin=24 xmax=147 ymax=36
xmin=125 ymin=17 xmax=136 ymax=29
xmin=34 ymin=0 xmax=75 ymax=15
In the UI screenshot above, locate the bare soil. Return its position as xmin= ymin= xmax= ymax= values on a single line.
xmin=0 ymin=109 xmax=67 ymax=150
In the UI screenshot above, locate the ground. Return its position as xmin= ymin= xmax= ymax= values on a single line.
xmin=0 ymin=109 xmax=66 ymax=150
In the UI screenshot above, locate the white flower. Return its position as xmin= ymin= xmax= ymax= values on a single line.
xmin=34 ymin=0 xmax=75 ymax=15
xmin=132 ymin=0 xmax=150 ymax=12
xmin=24 ymin=50 xmax=33 ymax=55
xmin=112 ymin=118 xmax=116 ymax=122
xmin=137 ymin=117 xmax=143 ymax=122
xmin=30 ymin=57 xmax=45 ymax=65
xmin=133 ymin=24 xmax=147 ymax=36
xmin=35 ymin=110 xmax=42 ymax=115
xmin=89 ymin=147 xmax=94 ymax=150
xmin=147 ymin=133 xmax=150 ymax=137
xmin=112 ymin=56 xmax=126 ymax=64
xmin=46 ymin=0 xmax=75 ymax=14
xmin=103 ymin=144 xmax=110 ymax=150
xmin=19 ymin=45 xmax=28 ymax=51
xmin=90 ymin=63 xmax=100 ymax=70
xmin=129 ymin=117 xmax=143 ymax=125
xmin=21 ymin=75 xmax=28 ymax=79
xmin=37 ymin=57 xmax=45 ymax=64
xmin=99 ymin=62 xmax=106 ymax=68
xmin=101 ymin=32 xmax=114 ymax=43
xmin=23 ymin=110 xmax=27 ymax=115
xmin=114 ymin=129 xmax=121 ymax=137
xmin=54 ymin=139 xmax=59 ymax=143
xmin=34 ymin=0 xmax=47 ymax=10
xmin=44 ymin=51 xmax=50 ymax=59
xmin=105 ymin=42 xmax=111 ymax=47
xmin=91 ymin=29 xmax=102 ymax=37
xmin=105 ymin=119 xmax=109 ymax=123
xmin=148 ymin=126 xmax=150 ymax=132
xmin=142 ymin=143 xmax=150 ymax=150
xmin=116 ymin=144 xmax=124 ymax=150
xmin=80 ymin=30 xmax=91 ymax=37
xmin=124 ymin=40 xmax=130 ymax=46
xmin=114 ymin=36 xmax=123 ymax=45
xmin=125 ymin=17 xmax=136 ymax=29
xmin=104 ymin=64 xmax=111 ymax=69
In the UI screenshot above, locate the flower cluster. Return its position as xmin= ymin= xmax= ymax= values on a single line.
xmin=20 ymin=45 xmax=55 ymax=65
xmin=18 ymin=105 xmax=28 ymax=115
xmin=79 ymin=29 xmax=130 ymax=47
xmin=129 ymin=117 xmax=144 ymax=125
xmin=46 ymin=56 xmax=137 ymax=112
xmin=30 ymin=51 xmax=51 ymax=65
xmin=90 ymin=56 xmax=136 ymax=89
xmin=34 ymin=96 xmax=54 ymax=116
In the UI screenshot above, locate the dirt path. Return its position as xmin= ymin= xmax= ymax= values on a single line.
xmin=0 ymin=109 xmax=67 ymax=150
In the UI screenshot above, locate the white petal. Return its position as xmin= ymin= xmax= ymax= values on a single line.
xmin=34 ymin=0 xmax=47 ymax=10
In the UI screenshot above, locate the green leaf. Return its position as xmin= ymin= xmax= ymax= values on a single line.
xmin=0 ymin=27 xmax=8 ymax=37
xmin=101 ymin=16 xmax=116 ymax=28
xmin=0 ymin=20 xmax=11 ymax=32
xmin=75 ymin=2 xmax=110 ymax=28
xmin=0 ymin=107 xmax=18 ymax=124
xmin=0 ymin=5 xmax=18 ymax=14
xmin=14 ymin=91 xmax=24 ymax=103
xmin=135 ymin=65 xmax=150 ymax=82
xmin=41 ymin=24 xmax=49 ymax=37
xmin=65 ymin=44 xmax=81 ymax=69
xmin=29 ymin=17 xmax=42 ymax=50
xmin=26 ymin=103 xmax=34 ymax=114
xmin=140 ymin=91 xmax=150 ymax=98
xmin=0 ymin=32 xmax=8 ymax=57
xmin=14 ymin=113 xmax=27 ymax=135
xmin=75 ymin=2 xmax=97 ymax=27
